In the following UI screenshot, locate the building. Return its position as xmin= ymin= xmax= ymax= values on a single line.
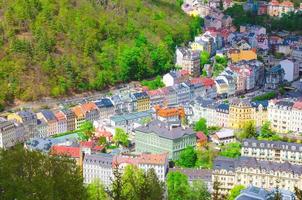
xmin=191 ymin=32 xmax=217 ymax=56
xmin=242 ymin=139 xmax=302 ymax=165
xmin=169 ymin=168 xmax=212 ymax=190
xmin=229 ymin=49 xmax=257 ymax=63
xmin=155 ymin=106 xmax=185 ymax=123
xmin=72 ymin=103 xmax=99 ymax=129
xmin=59 ymin=109 xmax=76 ymax=132
xmin=176 ymin=47 xmax=201 ymax=77
xmin=161 ymin=86 xmax=178 ymax=107
xmin=135 ymin=120 xmax=196 ymax=160
xmin=211 ymin=128 xmax=235 ymax=145
xmin=55 ymin=111 xmax=67 ymax=134
xmin=131 ymin=92 xmax=150 ymax=112
xmin=83 ymin=152 xmax=168 ymax=185
xmin=235 ymin=186 xmax=295 ymax=200
xmin=7 ymin=110 xmax=37 ymax=138
xmin=279 ymin=59 xmax=299 ymax=82
xmin=51 ymin=145 xmax=81 ymax=165
xmin=228 ymin=99 xmax=267 ymax=129
xmin=162 ymin=70 xmax=190 ymax=87
xmin=200 ymin=77 xmax=217 ymax=99
xmin=0 ymin=120 xmax=16 ymax=148
xmin=213 ymin=156 xmax=302 ymax=193
xmin=265 ymin=65 xmax=285 ymax=89
xmin=268 ymin=99 xmax=302 ymax=134
xmin=174 ymin=83 xmax=191 ymax=105
xmin=110 ymin=110 xmax=154 ymax=128
xmin=196 ymin=132 xmax=208 ymax=148
xmin=37 ymin=110 xmax=58 ymax=136
xmin=147 ymin=89 xmax=165 ymax=108
xmin=95 ymin=98 xmax=115 ymax=119
xmin=267 ymin=0 xmax=294 ymax=17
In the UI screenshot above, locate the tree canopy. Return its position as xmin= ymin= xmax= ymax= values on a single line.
xmin=219 ymin=142 xmax=241 ymax=158
xmin=0 ymin=146 xmax=86 ymax=200
xmin=0 ymin=0 xmax=201 ymax=108
xmin=194 ymin=118 xmax=209 ymax=135
xmin=113 ymin=128 xmax=129 ymax=147
xmin=228 ymin=185 xmax=245 ymax=200
xmin=176 ymin=146 xmax=197 ymax=168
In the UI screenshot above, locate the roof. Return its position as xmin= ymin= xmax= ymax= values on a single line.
xmin=55 ymin=111 xmax=66 ymax=121
xmin=214 ymin=129 xmax=234 ymax=139
xmin=169 ymin=168 xmax=212 ymax=182
xmin=51 ymin=145 xmax=80 ymax=158
xmin=236 ymin=186 xmax=270 ymax=200
xmin=95 ymin=98 xmax=114 ymax=108
xmin=214 ymin=156 xmax=302 ymax=175
xmin=138 ymin=152 xmax=168 ymax=165
xmin=17 ymin=110 xmax=36 ymax=120
xmin=135 ymin=120 xmax=195 ymax=140
xmin=84 ymin=153 xmax=113 ymax=168
xmin=132 ymin=92 xmax=149 ymax=100
xmin=230 ymin=50 xmax=257 ymax=63
xmin=242 ymin=138 xmax=302 ymax=152
xmin=293 ymin=101 xmax=302 ymax=110
xmin=95 ymin=128 xmax=113 ymax=138
xmin=196 ymin=132 xmax=207 ymax=141
xmin=200 ymin=77 xmax=215 ymax=87
xmin=39 ymin=110 xmax=56 ymax=122
xmin=155 ymin=106 xmax=185 ymax=118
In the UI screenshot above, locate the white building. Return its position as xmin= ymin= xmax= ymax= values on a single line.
xmin=279 ymin=59 xmax=299 ymax=82
xmin=211 ymin=128 xmax=235 ymax=145
xmin=83 ymin=152 xmax=169 ymax=185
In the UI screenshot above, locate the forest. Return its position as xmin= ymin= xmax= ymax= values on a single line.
xmin=0 ymin=0 xmax=201 ymax=108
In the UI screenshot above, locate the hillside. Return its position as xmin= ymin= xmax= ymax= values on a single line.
xmin=0 ymin=0 xmax=201 ymax=108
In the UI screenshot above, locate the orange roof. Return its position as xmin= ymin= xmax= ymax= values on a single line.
xmin=55 ymin=111 xmax=66 ymax=121
xmin=156 ymin=106 xmax=185 ymax=118
xmin=230 ymin=50 xmax=257 ymax=63
xmin=51 ymin=145 xmax=80 ymax=158
xmin=81 ymin=102 xmax=97 ymax=113
xmin=200 ymin=77 xmax=215 ymax=87
xmin=196 ymin=132 xmax=208 ymax=142
xmin=71 ymin=106 xmax=84 ymax=118
xmin=270 ymin=0 xmax=280 ymax=6
xmin=293 ymin=101 xmax=302 ymax=110
xmin=138 ymin=152 xmax=168 ymax=165
xmin=280 ymin=1 xmax=293 ymax=7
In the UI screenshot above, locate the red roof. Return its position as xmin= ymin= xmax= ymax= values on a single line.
xmin=55 ymin=111 xmax=66 ymax=121
xmin=51 ymin=145 xmax=80 ymax=158
xmin=80 ymin=141 xmax=104 ymax=151
xmin=293 ymin=101 xmax=302 ymax=110
xmin=200 ymin=77 xmax=215 ymax=87
xmin=147 ymin=89 xmax=164 ymax=97
xmin=180 ymin=69 xmax=189 ymax=76
xmin=96 ymin=128 xmax=113 ymax=139
xmin=280 ymin=1 xmax=293 ymax=7
xmin=270 ymin=0 xmax=280 ymax=6
xmin=196 ymin=132 xmax=208 ymax=141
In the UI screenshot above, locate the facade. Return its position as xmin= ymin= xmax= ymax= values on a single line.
xmin=83 ymin=152 xmax=168 ymax=185
xmin=242 ymin=139 xmax=302 ymax=165
xmin=0 ymin=120 xmax=16 ymax=148
xmin=213 ymin=156 xmax=302 ymax=193
xmin=7 ymin=110 xmax=37 ymax=138
xmin=95 ymin=98 xmax=115 ymax=119
xmin=131 ymin=92 xmax=150 ymax=112
xmin=155 ymin=106 xmax=185 ymax=123
xmin=267 ymin=0 xmax=294 ymax=17
xmin=268 ymin=99 xmax=302 ymax=134
xmin=59 ymin=109 xmax=76 ymax=131
xmin=176 ymin=47 xmax=201 ymax=77
xmin=55 ymin=111 xmax=67 ymax=134
xmin=228 ymin=99 xmax=267 ymax=129
xmin=211 ymin=128 xmax=235 ymax=145
xmin=279 ymin=59 xmax=299 ymax=82
xmin=147 ymin=89 xmax=165 ymax=108
xmin=37 ymin=110 xmax=58 ymax=136
xmin=81 ymin=102 xmax=100 ymax=123
xmin=134 ymin=120 xmax=196 ymax=160
xmin=174 ymin=83 xmax=191 ymax=105
xmin=161 ymin=86 xmax=178 ymax=107
xmin=265 ymin=65 xmax=285 ymax=89
xmin=162 ymin=70 xmax=189 ymax=87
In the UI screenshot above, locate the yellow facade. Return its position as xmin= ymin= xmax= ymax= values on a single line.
xmin=216 ymin=83 xmax=229 ymax=95
xmin=190 ymin=42 xmax=205 ymax=52
xmin=7 ymin=113 xmax=23 ymax=123
xmin=137 ymin=98 xmax=150 ymax=112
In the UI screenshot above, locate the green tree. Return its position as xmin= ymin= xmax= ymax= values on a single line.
xmin=194 ymin=118 xmax=209 ymax=135
xmin=196 ymin=146 xmax=217 ymax=169
xmin=141 ymin=76 xmax=165 ymax=90
xmin=0 ymin=146 xmax=86 ymax=200
xmin=80 ymin=121 xmax=95 ymax=139
xmin=228 ymin=185 xmax=245 ymax=200
xmin=259 ymin=121 xmax=274 ymax=138
xmin=87 ymin=180 xmax=108 ymax=200
xmin=113 ymin=128 xmax=129 ymax=147
xmin=295 ymin=187 xmax=302 ymax=200
xmin=190 ymin=180 xmax=211 ymax=200
xmin=238 ymin=121 xmax=257 ymax=139
xmin=212 ymin=178 xmax=226 ymax=200
xmin=167 ymin=172 xmax=191 ymax=200
xmin=219 ymin=142 xmax=241 ymax=158
xmin=200 ymin=51 xmax=211 ymax=67
xmin=107 ymin=165 xmax=124 ymax=200
xmin=176 ymin=146 xmax=197 ymax=168
xmin=98 ymin=136 xmax=107 ymax=146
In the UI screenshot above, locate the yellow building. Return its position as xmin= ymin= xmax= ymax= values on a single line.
xmin=190 ymin=42 xmax=206 ymax=52
xmin=132 ymin=92 xmax=150 ymax=112
xmin=228 ymin=99 xmax=267 ymax=129
xmin=229 ymin=49 xmax=257 ymax=63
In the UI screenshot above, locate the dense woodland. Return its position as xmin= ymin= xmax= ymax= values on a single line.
xmin=0 ymin=0 xmax=201 ymax=108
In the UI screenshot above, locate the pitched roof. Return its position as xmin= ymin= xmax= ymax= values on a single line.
xmin=196 ymin=132 xmax=207 ymax=141
xmin=51 ymin=145 xmax=80 ymax=158
xmin=200 ymin=77 xmax=215 ymax=87
xmin=95 ymin=98 xmax=114 ymax=108
xmin=138 ymin=152 xmax=168 ymax=165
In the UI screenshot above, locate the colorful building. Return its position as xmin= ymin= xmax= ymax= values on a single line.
xmin=155 ymin=105 xmax=185 ymax=123
xmin=229 ymin=49 xmax=257 ymax=63
xmin=131 ymin=92 xmax=150 ymax=112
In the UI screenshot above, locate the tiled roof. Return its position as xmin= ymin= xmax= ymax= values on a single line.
xmin=155 ymin=106 xmax=185 ymax=118
xmin=55 ymin=111 xmax=66 ymax=121
xmin=95 ymin=98 xmax=114 ymax=108
xmin=200 ymin=77 xmax=215 ymax=87
xmin=280 ymin=0 xmax=293 ymax=7
xmin=138 ymin=152 xmax=168 ymax=165
xmin=40 ymin=110 xmax=56 ymax=122
xmin=196 ymin=132 xmax=207 ymax=141
xmin=51 ymin=145 xmax=80 ymax=158
xmin=81 ymin=102 xmax=98 ymax=112
xmin=95 ymin=128 xmax=113 ymax=139
xmin=169 ymin=168 xmax=212 ymax=182
xmin=293 ymin=101 xmax=302 ymax=110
